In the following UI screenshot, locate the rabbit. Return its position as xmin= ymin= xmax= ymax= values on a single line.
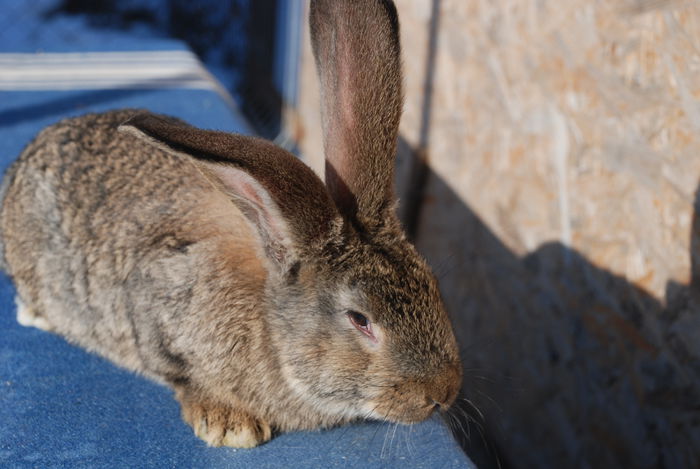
xmin=0 ymin=0 xmax=462 ymax=448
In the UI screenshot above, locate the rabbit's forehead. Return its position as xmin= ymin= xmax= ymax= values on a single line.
xmin=344 ymin=248 xmax=445 ymax=325
xmin=358 ymin=265 xmax=458 ymax=370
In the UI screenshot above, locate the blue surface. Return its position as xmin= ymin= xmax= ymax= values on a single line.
xmin=0 ymin=2 xmax=474 ymax=468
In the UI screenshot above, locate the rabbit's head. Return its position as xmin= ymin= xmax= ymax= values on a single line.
xmin=121 ymin=0 xmax=461 ymax=425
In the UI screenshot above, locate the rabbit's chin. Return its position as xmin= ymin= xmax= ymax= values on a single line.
xmin=361 ymin=401 xmax=436 ymax=425
xmin=296 ymin=395 xmax=435 ymax=427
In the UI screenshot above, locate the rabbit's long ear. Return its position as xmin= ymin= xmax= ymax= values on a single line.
xmin=310 ymin=0 xmax=403 ymax=227
xmin=120 ymin=113 xmax=340 ymax=273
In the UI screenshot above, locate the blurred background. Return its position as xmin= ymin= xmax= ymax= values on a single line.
xmin=2 ymin=1 xmax=700 ymax=468
xmin=0 ymin=0 xmax=303 ymax=141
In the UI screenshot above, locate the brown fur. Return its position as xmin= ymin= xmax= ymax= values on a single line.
xmin=310 ymin=0 xmax=403 ymax=225
xmin=0 ymin=0 xmax=462 ymax=448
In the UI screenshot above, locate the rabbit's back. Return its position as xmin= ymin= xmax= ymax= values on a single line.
xmin=0 ymin=110 xmax=263 ymax=379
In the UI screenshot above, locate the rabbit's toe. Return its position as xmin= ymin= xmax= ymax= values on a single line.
xmin=221 ymin=416 xmax=271 ymax=448
xmin=179 ymin=395 xmax=271 ymax=448
xmin=15 ymin=296 xmax=52 ymax=331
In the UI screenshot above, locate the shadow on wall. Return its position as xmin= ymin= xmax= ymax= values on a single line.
xmin=392 ymin=0 xmax=699 ymax=467
xmin=402 ymin=152 xmax=700 ymax=468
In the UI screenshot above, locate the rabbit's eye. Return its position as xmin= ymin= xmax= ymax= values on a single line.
xmin=347 ymin=310 xmax=375 ymax=341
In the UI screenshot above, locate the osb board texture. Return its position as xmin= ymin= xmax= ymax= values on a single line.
xmin=294 ymin=0 xmax=700 ymax=468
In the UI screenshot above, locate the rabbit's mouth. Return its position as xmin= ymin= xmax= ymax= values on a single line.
xmin=362 ymin=363 xmax=462 ymax=424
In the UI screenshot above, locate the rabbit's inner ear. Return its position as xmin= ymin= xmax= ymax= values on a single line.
xmin=197 ymin=162 xmax=296 ymax=271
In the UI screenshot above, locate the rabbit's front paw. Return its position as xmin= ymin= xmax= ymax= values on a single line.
xmin=177 ymin=391 xmax=272 ymax=448
xmin=15 ymin=296 xmax=53 ymax=332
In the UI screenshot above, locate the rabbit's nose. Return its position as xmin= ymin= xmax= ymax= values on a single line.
xmin=431 ymin=384 xmax=459 ymax=411
xmin=426 ymin=363 xmax=462 ymax=411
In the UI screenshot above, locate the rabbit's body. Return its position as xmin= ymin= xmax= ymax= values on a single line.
xmin=1 ymin=0 xmax=463 ymax=448
xmin=2 ymin=111 xmax=252 ymax=374
xmin=1 ymin=111 xmax=359 ymax=435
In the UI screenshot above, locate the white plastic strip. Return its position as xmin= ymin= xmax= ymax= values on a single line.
xmin=0 ymin=50 xmax=252 ymax=132
xmin=0 ymin=50 xmax=222 ymax=91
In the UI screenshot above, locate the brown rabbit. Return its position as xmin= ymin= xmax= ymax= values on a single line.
xmin=0 ymin=0 xmax=462 ymax=448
